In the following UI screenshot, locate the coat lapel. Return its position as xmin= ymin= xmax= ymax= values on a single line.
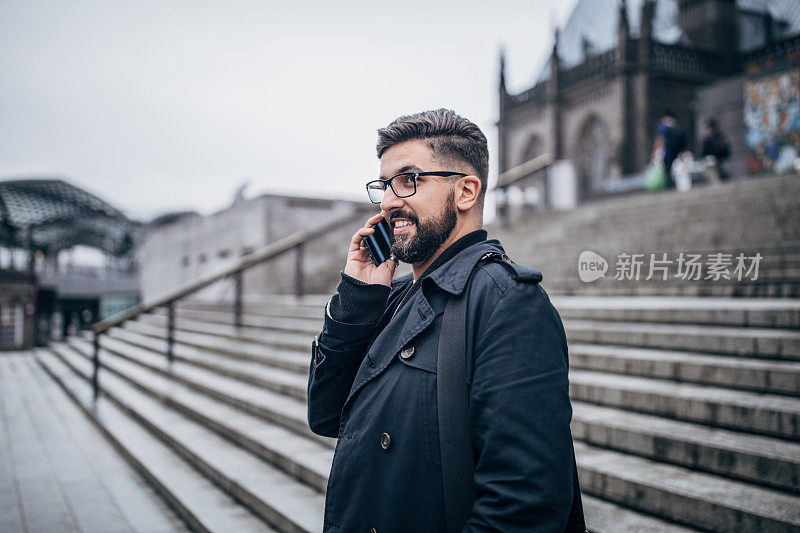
xmin=344 ymin=290 xmax=436 ymax=406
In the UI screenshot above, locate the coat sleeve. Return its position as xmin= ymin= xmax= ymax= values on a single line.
xmin=307 ymin=274 xmax=390 ymax=438
xmin=463 ymin=281 xmax=574 ymax=532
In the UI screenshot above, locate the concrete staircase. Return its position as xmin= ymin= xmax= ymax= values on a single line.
xmin=490 ymin=174 xmax=800 ymax=297
xmin=35 ymin=293 xmax=800 ymax=532
xmin=33 ymin=175 xmax=800 ymax=531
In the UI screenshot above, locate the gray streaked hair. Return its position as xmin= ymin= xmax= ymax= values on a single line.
xmin=376 ymin=109 xmax=489 ymax=203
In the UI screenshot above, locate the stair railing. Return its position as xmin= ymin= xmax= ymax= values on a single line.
xmin=90 ymin=211 xmax=368 ymax=400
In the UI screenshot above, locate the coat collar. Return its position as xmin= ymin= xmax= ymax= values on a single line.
xmin=423 ymin=238 xmax=506 ymax=296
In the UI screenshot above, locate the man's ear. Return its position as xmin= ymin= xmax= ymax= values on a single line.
xmin=455 ymin=175 xmax=482 ymax=212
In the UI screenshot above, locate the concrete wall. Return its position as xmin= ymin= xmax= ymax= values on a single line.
xmin=138 ymin=194 xmax=373 ymax=300
xmin=695 ymin=74 xmax=747 ymax=177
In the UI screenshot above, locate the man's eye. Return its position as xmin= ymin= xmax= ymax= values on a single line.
xmin=402 ymin=175 xmax=416 ymax=185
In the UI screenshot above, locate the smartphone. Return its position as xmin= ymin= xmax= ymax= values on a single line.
xmin=362 ymin=217 xmax=393 ymax=267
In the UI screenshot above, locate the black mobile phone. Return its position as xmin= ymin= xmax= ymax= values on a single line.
xmin=363 ymin=217 xmax=393 ymax=267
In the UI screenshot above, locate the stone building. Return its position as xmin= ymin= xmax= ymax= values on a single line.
xmin=137 ymin=193 xmax=374 ymax=300
xmin=496 ymin=0 xmax=800 ymax=216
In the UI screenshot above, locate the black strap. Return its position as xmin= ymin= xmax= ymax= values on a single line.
xmin=437 ymin=273 xmax=476 ymax=533
xmin=437 ymin=254 xmax=586 ymax=532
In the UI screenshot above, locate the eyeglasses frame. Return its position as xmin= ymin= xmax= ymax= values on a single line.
xmin=365 ymin=171 xmax=467 ymax=204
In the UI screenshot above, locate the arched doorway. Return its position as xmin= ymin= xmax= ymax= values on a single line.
xmin=575 ymin=115 xmax=612 ymax=199
xmin=522 ymin=134 xmax=544 ymax=166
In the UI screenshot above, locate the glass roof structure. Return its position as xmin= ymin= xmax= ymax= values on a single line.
xmin=0 ymin=178 xmax=134 ymax=256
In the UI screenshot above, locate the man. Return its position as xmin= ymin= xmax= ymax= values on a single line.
xmin=308 ymin=109 xmax=576 ymax=531
xmin=700 ymin=118 xmax=731 ymax=183
xmin=653 ymin=109 xmax=687 ymax=188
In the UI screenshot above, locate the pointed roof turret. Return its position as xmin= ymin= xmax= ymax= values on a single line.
xmin=499 ymin=46 xmax=507 ymax=94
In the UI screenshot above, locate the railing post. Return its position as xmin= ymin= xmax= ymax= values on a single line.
xmin=167 ymin=302 xmax=175 ymax=364
xmin=92 ymin=332 xmax=100 ymax=400
xmin=295 ymin=242 xmax=304 ymax=297
xmin=234 ymin=270 xmax=243 ymax=330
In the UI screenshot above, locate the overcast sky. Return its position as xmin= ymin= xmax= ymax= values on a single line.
xmin=0 ymin=0 xmax=578 ymax=222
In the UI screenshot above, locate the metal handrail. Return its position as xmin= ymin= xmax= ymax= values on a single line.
xmin=495 ymin=153 xmax=554 ymax=190
xmin=89 ymin=210 xmax=369 ymax=399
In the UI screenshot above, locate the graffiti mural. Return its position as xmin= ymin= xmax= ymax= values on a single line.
xmin=744 ymin=68 xmax=800 ymax=174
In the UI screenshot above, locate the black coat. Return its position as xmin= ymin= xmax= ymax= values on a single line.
xmin=308 ymin=237 xmax=575 ymax=532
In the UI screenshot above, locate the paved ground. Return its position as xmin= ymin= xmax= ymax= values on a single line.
xmin=0 ymin=351 xmax=189 ymax=533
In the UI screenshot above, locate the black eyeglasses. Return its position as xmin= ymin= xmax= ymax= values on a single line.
xmin=365 ymin=171 xmax=466 ymax=204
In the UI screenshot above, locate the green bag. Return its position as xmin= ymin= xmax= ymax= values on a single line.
xmin=644 ymin=162 xmax=668 ymax=191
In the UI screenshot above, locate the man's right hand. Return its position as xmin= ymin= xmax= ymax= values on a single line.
xmin=344 ymin=213 xmax=397 ymax=287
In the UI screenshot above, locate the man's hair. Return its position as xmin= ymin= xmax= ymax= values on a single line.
xmin=376 ymin=109 xmax=489 ymax=206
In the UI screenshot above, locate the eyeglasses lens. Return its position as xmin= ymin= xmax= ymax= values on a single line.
xmin=394 ymin=174 xmax=415 ymax=197
xmin=366 ymin=174 xmax=416 ymax=204
xmin=367 ymin=183 xmax=384 ymax=203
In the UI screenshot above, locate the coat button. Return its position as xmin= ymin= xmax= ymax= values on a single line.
xmin=380 ymin=432 xmax=391 ymax=450
xmin=400 ymin=346 xmax=415 ymax=359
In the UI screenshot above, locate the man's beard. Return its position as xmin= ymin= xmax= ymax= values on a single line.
xmin=390 ymin=189 xmax=457 ymax=264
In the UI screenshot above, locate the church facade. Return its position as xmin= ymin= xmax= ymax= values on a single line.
xmin=496 ymin=0 xmax=800 ymax=213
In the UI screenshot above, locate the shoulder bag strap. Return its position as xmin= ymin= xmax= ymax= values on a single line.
xmin=437 ymin=267 xmax=475 ymax=533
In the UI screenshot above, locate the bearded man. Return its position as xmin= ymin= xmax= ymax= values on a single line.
xmin=308 ymin=109 xmax=578 ymax=532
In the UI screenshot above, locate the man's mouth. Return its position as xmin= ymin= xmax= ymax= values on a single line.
xmin=391 ymin=218 xmax=415 ymax=235
xmin=389 ymin=209 xmax=418 ymax=237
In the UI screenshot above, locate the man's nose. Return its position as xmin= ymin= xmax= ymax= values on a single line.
xmin=380 ymin=186 xmax=404 ymax=213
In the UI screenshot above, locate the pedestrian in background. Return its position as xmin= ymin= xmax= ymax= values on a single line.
xmin=653 ymin=110 xmax=688 ymax=188
xmin=700 ymin=118 xmax=731 ymax=183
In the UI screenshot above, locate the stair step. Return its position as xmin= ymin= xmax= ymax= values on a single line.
xmin=516 ymin=239 xmax=800 ymax=264
xmin=581 ymin=495 xmax=698 ymax=532
xmin=544 ymin=281 xmax=800 ymax=298
xmin=182 ymin=296 xmax=800 ymax=329
xmin=153 ymin=307 xmax=323 ymax=334
xmin=64 ymin=337 xmax=320 ymax=446
xmin=118 ymin=320 xmax=310 ymax=369
xmin=111 ymin=328 xmax=311 ymax=376
xmin=564 ymin=319 xmax=800 ymax=360
xmin=244 ymin=294 xmax=330 ymax=307
xmin=42 ymin=343 xmax=325 ymax=532
xmin=570 ymin=370 xmax=800 ymax=440
xmin=126 ymin=317 xmax=312 ymax=353
xmin=138 ymin=312 xmax=320 ymax=342
xmin=108 ymin=326 xmax=309 ymax=374
xmin=572 ymin=402 xmax=800 ymax=493
xmin=575 ymin=440 xmax=800 ymax=532
xmin=96 ymin=334 xmax=309 ymax=401
xmin=34 ymin=349 xmax=278 ymax=533
xmin=179 ymin=299 xmax=326 ymax=320
xmin=570 ymin=343 xmax=800 ymax=395
xmin=551 ymin=296 xmax=800 ymax=328
xmin=179 ymin=295 xmax=800 ymax=329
